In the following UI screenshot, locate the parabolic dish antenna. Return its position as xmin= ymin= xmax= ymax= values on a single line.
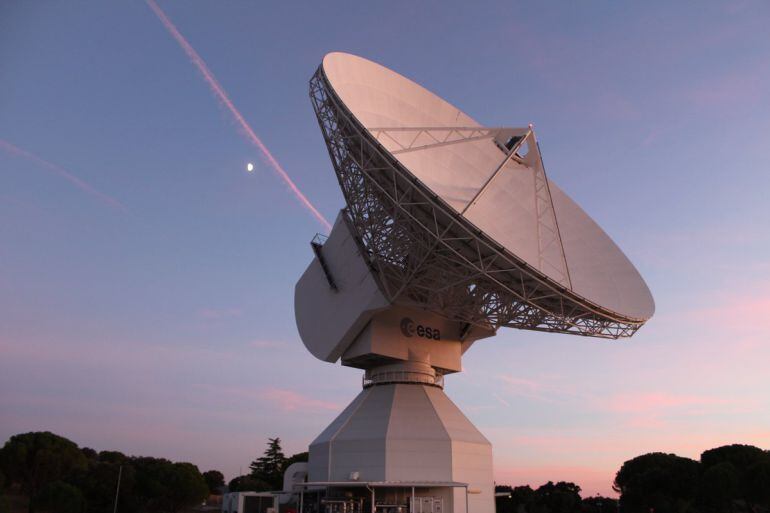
xmin=292 ymin=52 xmax=654 ymax=513
xmin=306 ymin=52 xmax=653 ymax=341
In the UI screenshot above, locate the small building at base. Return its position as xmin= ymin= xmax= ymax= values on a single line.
xmin=294 ymin=481 xmax=470 ymax=513
xmin=220 ymin=462 xmax=477 ymax=513
xmin=222 ymin=492 xmax=277 ymax=513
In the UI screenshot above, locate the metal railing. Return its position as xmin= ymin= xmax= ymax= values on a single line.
xmin=363 ymin=371 xmax=444 ymax=389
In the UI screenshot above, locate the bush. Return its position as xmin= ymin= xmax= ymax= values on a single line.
xmin=33 ymin=481 xmax=84 ymax=513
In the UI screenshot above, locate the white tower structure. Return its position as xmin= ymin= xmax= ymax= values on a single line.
xmin=294 ymin=53 xmax=654 ymax=513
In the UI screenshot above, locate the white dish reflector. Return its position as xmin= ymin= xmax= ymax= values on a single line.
xmin=320 ymin=52 xmax=653 ymax=323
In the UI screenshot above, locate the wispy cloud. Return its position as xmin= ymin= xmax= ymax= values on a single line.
xmin=198 ymin=307 xmax=243 ymax=320
xmin=492 ymin=392 xmax=511 ymax=408
xmin=679 ymin=280 xmax=770 ymax=351
xmin=191 ymin=383 xmax=341 ymax=413
xmin=686 ymin=287 xmax=770 ymax=327
xmin=145 ymin=0 xmax=331 ymax=231
xmin=0 ymin=336 xmax=233 ymax=370
xmin=687 ymin=69 xmax=765 ymax=112
xmin=597 ymin=392 xmax=755 ymax=429
xmin=639 ymin=119 xmax=689 ymax=148
xmin=497 ymin=375 xmax=550 ymax=402
xmin=259 ymin=387 xmax=341 ymax=412
xmin=494 ymin=371 xmax=757 ymax=430
xmin=496 ymin=374 xmax=580 ymax=404
xmin=602 ymin=392 xmax=731 ymax=414
xmin=0 ymin=139 xmax=126 ymax=211
xmin=249 ymin=340 xmax=283 ymax=349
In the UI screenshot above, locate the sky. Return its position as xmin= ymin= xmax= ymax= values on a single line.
xmin=2 ymin=0 xmax=770 ymax=497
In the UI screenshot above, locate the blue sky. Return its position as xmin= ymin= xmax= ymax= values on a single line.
xmin=2 ymin=1 xmax=770 ymax=496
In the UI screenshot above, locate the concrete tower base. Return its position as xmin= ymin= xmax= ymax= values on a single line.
xmin=308 ymin=383 xmax=494 ymax=513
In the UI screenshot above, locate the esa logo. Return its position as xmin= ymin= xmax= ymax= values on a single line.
xmin=400 ymin=317 xmax=441 ymax=340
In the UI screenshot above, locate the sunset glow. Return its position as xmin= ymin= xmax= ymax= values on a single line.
xmin=2 ymin=1 xmax=769 ymax=500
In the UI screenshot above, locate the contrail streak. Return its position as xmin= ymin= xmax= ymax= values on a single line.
xmin=0 ymin=139 xmax=127 ymax=211
xmin=145 ymin=0 xmax=331 ymax=231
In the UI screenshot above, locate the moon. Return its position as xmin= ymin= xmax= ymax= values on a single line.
xmin=246 ymin=162 xmax=254 ymax=172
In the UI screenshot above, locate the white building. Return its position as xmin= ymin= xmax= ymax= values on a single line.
xmin=221 ymin=492 xmax=277 ymax=513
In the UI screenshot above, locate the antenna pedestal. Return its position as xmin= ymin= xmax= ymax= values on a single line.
xmin=308 ymin=381 xmax=494 ymax=513
xmin=296 ymin=214 xmax=496 ymax=513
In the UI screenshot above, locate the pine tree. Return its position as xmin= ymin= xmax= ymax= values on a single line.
xmin=248 ymin=438 xmax=286 ymax=490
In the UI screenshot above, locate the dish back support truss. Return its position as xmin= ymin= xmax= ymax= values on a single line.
xmin=309 ymin=66 xmax=642 ymax=339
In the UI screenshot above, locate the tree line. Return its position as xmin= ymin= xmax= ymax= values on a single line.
xmin=2 ymin=432 xmax=768 ymax=513
xmin=0 ymin=432 xmax=214 ymax=513
xmin=496 ymin=443 xmax=770 ymax=513
xmin=613 ymin=444 xmax=770 ymax=513
xmin=0 ymin=433 xmax=307 ymax=513
xmin=495 ymin=481 xmax=616 ymax=513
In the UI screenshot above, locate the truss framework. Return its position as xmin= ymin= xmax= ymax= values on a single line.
xmin=309 ymin=66 xmax=643 ymax=339
xmin=368 ymin=126 xmax=521 ymax=156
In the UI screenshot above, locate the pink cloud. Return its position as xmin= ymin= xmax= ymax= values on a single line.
xmin=0 ymin=336 xmax=237 ymax=371
xmin=259 ymin=387 xmax=341 ymax=412
xmin=596 ymin=392 xmax=756 ymax=429
xmin=602 ymin=393 xmax=730 ymax=414
xmin=191 ymin=384 xmax=341 ymax=413
xmin=498 ymin=375 xmax=542 ymax=394
xmin=688 ymin=292 xmax=770 ymax=329
xmin=680 ymin=281 xmax=770 ymax=351
xmin=496 ymin=374 xmax=581 ymax=404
